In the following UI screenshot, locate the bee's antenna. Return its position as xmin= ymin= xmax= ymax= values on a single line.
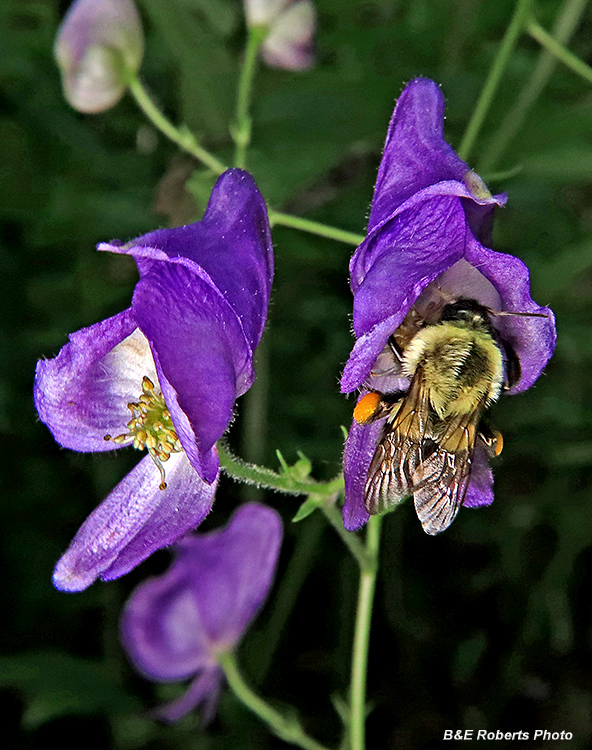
xmin=489 ymin=310 xmax=550 ymax=319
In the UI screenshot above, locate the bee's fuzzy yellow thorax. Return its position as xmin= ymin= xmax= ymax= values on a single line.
xmin=402 ymin=322 xmax=503 ymax=418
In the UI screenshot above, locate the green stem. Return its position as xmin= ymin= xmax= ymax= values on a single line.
xmin=527 ymin=18 xmax=592 ymax=86
xmin=458 ymin=0 xmax=534 ymax=162
xmin=349 ymin=515 xmax=382 ymax=750
xmin=217 ymin=442 xmax=344 ymax=496
xmin=219 ymin=651 xmax=332 ymax=750
xmin=128 ymin=76 xmax=227 ymax=174
xmin=268 ymin=209 xmax=365 ymax=246
xmin=321 ymin=500 xmax=372 ymax=571
xmin=233 ymin=26 xmax=267 ymax=168
xmin=481 ymin=0 xmax=590 ymax=172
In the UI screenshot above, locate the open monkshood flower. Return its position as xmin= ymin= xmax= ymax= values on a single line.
xmin=120 ymin=503 xmax=282 ymax=723
xmin=341 ymin=78 xmax=556 ymax=534
xmin=55 ymin=0 xmax=144 ymax=113
xmin=243 ymin=0 xmax=316 ymax=70
xmin=35 ymin=169 xmax=273 ymax=591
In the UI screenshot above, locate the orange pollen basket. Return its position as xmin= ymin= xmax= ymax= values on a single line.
xmin=353 ymin=392 xmax=382 ymax=425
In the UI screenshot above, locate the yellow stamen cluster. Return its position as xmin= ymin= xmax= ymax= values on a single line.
xmin=104 ymin=376 xmax=182 ymax=490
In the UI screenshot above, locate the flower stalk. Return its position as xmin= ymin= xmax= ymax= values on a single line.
xmin=321 ymin=500 xmax=372 ymax=571
xmin=217 ymin=442 xmax=344 ymax=496
xmin=268 ymin=209 xmax=365 ymax=246
xmin=349 ymin=515 xmax=382 ymax=750
xmin=233 ymin=25 xmax=268 ymax=168
xmin=218 ymin=651 xmax=332 ymax=750
xmin=128 ymin=76 xmax=227 ymax=174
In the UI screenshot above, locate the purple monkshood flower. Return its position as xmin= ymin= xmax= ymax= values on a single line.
xmin=244 ymin=0 xmax=316 ymax=71
xmin=120 ymin=503 xmax=282 ymax=723
xmin=35 ymin=169 xmax=273 ymax=591
xmin=340 ymin=78 xmax=557 ymax=533
xmin=55 ymin=0 xmax=144 ymax=114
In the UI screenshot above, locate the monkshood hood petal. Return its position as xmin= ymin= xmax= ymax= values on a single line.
xmin=366 ymin=77 xmax=505 ymax=235
xmin=104 ymin=169 xmax=273 ymax=353
xmin=120 ymin=503 xmax=282 ymax=722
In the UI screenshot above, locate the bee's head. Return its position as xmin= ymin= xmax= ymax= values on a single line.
xmin=440 ymin=298 xmax=493 ymax=333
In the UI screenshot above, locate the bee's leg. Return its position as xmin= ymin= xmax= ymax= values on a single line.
xmin=353 ymin=390 xmax=406 ymax=425
xmin=388 ymin=335 xmax=404 ymax=362
xmin=478 ymin=422 xmax=504 ymax=457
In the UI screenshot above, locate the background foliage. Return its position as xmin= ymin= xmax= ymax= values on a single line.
xmin=2 ymin=0 xmax=592 ymax=747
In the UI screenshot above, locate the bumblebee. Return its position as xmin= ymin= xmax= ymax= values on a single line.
xmin=354 ymin=298 xmax=510 ymax=535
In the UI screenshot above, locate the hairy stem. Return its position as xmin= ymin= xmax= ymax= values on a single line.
xmin=217 ymin=442 xmax=344 ymax=496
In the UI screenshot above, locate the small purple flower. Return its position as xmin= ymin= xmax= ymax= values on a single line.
xmin=341 ymin=79 xmax=556 ymax=533
xmin=55 ymin=0 xmax=144 ymax=113
xmin=120 ymin=503 xmax=282 ymax=723
xmin=35 ymin=169 xmax=273 ymax=591
xmin=244 ymin=0 xmax=316 ymax=71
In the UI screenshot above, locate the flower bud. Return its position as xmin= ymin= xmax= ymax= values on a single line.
xmin=244 ymin=0 xmax=316 ymax=71
xmin=54 ymin=0 xmax=144 ymax=113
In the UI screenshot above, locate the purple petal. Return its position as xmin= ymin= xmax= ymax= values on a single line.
xmin=342 ymin=414 xmax=385 ymax=531
xmin=351 ymin=195 xmax=468 ymax=336
xmin=119 ymin=504 xmax=281 ymax=689
xmin=121 ymin=553 xmax=215 ymax=681
xmin=368 ymin=78 xmax=502 ymax=232
xmin=34 ymin=309 xmax=147 ymax=451
xmin=53 ymin=452 xmax=218 ymax=592
xmin=153 ymin=668 xmax=223 ymax=724
xmin=177 ymin=503 xmax=282 ymax=646
xmin=131 ymin=261 xmax=252 ymax=462
xmin=464 ymin=237 xmax=556 ymax=393
xmin=341 ymin=314 xmax=401 ymax=394
xmin=104 ymin=170 xmax=273 ymax=352
xmin=153 ymin=354 xmax=220 ymax=485
xmin=463 ymin=445 xmax=494 ymax=508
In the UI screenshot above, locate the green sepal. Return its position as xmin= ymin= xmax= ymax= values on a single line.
xmin=276 ymin=449 xmax=313 ymax=483
xmin=292 ymin=494 xmax=323 ymax=523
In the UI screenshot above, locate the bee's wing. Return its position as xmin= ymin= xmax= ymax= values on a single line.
xmin=412 ymin=406 xmax=483 ymax=535
xmin=364 ymin=369 xmax=432 ymax=515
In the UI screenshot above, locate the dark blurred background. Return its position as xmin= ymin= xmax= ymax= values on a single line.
xmin=2 ymin=0 xmax=592 ymax=747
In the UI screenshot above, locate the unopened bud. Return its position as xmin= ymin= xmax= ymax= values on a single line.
xmin=54 ymin=0 xmax=144 ymax=113
xmin=243 ymin=0 xmax=316 ymax=71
